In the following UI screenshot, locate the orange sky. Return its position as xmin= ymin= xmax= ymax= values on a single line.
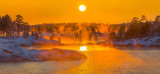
xmin=0 ymin=0 xmax=160 ymax=25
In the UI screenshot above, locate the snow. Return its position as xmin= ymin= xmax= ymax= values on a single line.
xmin=98 ymin=36 xmax=160 ymax=47
xmin=0 ymin=37 xmax=86 ymax=62
xmin=0 ymin=36 xmax=61 ymax=46
xmin=0 ymin=43 xmax=86 ymax=62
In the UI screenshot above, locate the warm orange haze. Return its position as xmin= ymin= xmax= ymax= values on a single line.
xmin=1 ymin=0 xmax=160 ymax=74
xmin=1 ymin=0 xmax=160 ymax=24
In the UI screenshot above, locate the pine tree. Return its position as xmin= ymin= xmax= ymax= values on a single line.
xmin=116 ymin=23 xmax=126 ymax=41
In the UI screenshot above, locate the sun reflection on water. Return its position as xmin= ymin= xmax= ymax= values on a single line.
xmin=80 ymin=46 xmax=87 ymax=51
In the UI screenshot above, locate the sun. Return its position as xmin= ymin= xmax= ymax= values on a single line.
xmin=79 ymin=5 xmax=86 ymax=12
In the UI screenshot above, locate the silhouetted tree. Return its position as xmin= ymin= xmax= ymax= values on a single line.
xmin=15 ymin=15 xmax=24 ymax=36
xmin=109 ymin=31 xmax=116 ymax=41
xmin=125 ymin=17 xmax=140 ymax=39
xmin=116 ymin=23 xmax=126 ymax=41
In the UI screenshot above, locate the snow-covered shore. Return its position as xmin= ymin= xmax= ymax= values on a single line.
xmin=98 ymin=36 xmax=160 ymax=47
xmin=0 ymin=37 xmax=86 ymax=62
xmin=0 ymin=36 xmax=61 ymax=46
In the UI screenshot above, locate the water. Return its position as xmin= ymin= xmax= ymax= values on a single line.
xmin=1 ymin=45 xmax=160 ymax=74
xmin=0 ymin=60 xmax=85 ymax=74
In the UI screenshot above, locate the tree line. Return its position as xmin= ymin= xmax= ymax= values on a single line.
xmin=0 ymin=14 xmax=30 ymax=38
xmin=109 ymin=15 xmax=160 ymax=41
xmin=32 ymin=15 xmax=160 ymax=42
xmin=13 ymin=14 xmax=160 ymax=42
xmin=31 ymin=23 xmax=106 ymax=41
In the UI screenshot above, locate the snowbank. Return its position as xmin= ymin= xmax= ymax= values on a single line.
xmin=0 ymin=36 xmax=61 ymax=46
xmin=0 ymin=37 xmax=86 ymax=62
xmin=98 ymin=36 xmax=160 ymax=47
xmin=0 ymin=43 xmax=86 ymax=62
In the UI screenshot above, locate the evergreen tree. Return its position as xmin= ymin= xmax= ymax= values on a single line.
xmin=109 ymin=31 xmax=116 ymax=41
xmin=125 ymin=17 xmax=140 ymax=39
xmin=154 ymin=16 xmax=160 ymax=35
xmin=116 ymin=23 xmax=126 ymax=41
xmin=15 ymin=15 xmax=24 ymax=36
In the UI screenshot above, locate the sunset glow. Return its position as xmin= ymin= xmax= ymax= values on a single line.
xmin=79 ymin=5 xmax=86 ymax=12
xmin=0 ymin=0 xmax=160 ymax=74
xmin=0 ymin=0 xmax=160 ymax=24
xmin=0 ymin=0 xmax=160 ymax=73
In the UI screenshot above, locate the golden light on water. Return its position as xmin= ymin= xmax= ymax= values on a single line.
xmin=80 ymin=46 xmax=87 ymax=51
xmin=79 ymin=5 xmax=86 ymax=12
